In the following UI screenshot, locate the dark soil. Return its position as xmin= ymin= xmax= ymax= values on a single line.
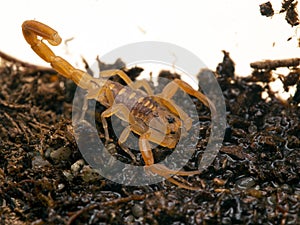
xmin=0 ymin=51 xmax=299 ymax=225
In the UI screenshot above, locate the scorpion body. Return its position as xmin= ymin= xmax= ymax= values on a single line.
xmin=101 ymin=80 xmax=182 ymax=147
xmin=22 ymin=20 xmax=214 ymax=190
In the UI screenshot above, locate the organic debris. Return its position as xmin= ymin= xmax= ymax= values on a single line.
xmin=0 ymin=51 xmax=299 ymax=224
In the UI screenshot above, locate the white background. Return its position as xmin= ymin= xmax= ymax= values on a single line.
xmin=0 ymin=0 xmax=299 ymax=76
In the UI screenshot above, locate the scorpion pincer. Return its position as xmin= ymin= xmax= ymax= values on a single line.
xmin=22 ymin=20 xmax=215 ymax=190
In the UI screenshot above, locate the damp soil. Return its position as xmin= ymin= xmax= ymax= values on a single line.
xmin=0 ymin=51 xmax=299 ymax=225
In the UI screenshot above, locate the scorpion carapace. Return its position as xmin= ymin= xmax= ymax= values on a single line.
xmin=22 ymin=20 xmax=215 ymax=190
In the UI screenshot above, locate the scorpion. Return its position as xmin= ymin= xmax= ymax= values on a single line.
xmin=22 ymin=20 xmax=214 ymax=190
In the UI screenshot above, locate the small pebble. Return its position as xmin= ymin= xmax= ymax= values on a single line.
xmin=79 ymin=165 xmax=101 ymax=182
xmin=50 ymin=146 xmax=72 ymax=162
xmin=63 ymin=170 xmax=73 ymax=181
xmin=132 ymin=204 xmax=144 ymax=218
xmin=71 ymin=159 xmax=85 ymax=174
xmin=57 ymin=183 xmax=65 ymax=191
xmin=236 ymin=177 xmax=256 ymax=189
xmin=32 ymin=155 xmax=50 ymax=168
xmin=248 ymin=124 xmax=257 ymax=133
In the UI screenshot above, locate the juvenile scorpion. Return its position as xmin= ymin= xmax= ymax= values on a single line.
xmin=22 ymin=20 xmax=214 ymax=190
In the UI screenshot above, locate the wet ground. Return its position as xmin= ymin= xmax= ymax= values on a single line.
xmin=0 ymin=51 xmax=299 ymax=224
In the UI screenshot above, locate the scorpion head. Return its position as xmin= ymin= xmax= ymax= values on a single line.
xmin=146 ymin=108 xmax=186 ymax=148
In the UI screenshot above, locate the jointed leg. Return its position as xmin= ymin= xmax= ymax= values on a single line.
xmin=161 ymin=79 xmax=215 ymax=110
xmin=173 ymin=79 xmax=209 ymax=106
xmin=100 ymin=70 xmax=133 ymax=86
xmin=101 ymin=103 xmax=137 ymax=161
xmin=173 ymin=79 xmax=216 ymax=113
xmin=118 ymin=126 xmax=137 ymax=162
xmin=131 ymin=79 xmax=153 ymax=95
xmin=100 ymin=69 xmax=153 ymax=95
xmin=101 ymin=104 xmax=132 ymax=143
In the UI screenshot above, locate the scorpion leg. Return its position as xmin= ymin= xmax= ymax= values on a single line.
xmin=90 ymin=85 xmax=137 ymax=161
xmin=100 ymin=103 xmax=131 ymax=142
xmin=118 ymin=126 xmax=137 ymax=162
xmin=100 ymin=103 xmax=137 ymax=161
xmin=173 ymin=79 xmax=216 ymax=113
xmin=100 ymin=70 xmax=133 ymax=85
xmin=131 ymin=79 xmax=153 ymax=95
xmin=161 ymin=79 xmax=214 ymax=109
xmin=100 ymin=69 xmax=153 ymax=95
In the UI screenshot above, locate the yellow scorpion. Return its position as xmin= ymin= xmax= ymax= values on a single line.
xmin=22 ymin=20 xmax=214 ymax=190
